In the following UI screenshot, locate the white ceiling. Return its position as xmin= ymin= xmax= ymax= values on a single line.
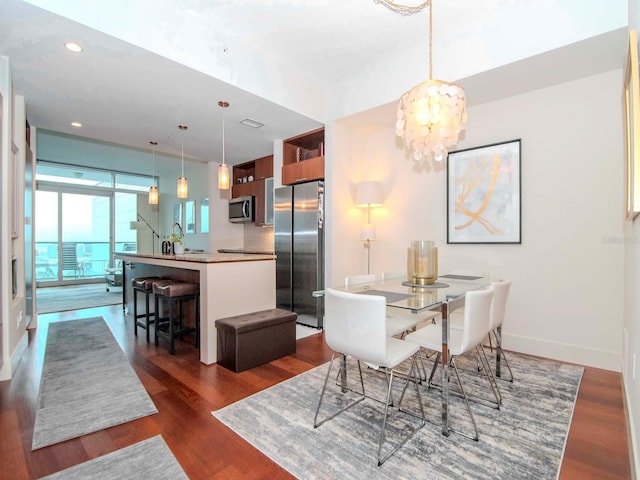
xmin=0 ymin=0 xmax=629 ymax=173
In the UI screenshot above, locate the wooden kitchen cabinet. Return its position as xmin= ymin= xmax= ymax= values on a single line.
xmin=231 ymin=181 xmax=253 ymax=199
xmin=282 ymin=127 xmax=324 ymax=185
xmin=281 ymin=156 xmax=324 ymax=185
xmin=231 ymin=156 xmax=274 ymax=225
xmin=254 ymin=155 xmax=273 ymax=180
xmin=231 ymin=155 xmax=274 ymax=199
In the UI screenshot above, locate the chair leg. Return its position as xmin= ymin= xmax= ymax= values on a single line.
xmin=169 ymin=298 xmax=175 ymax=355
xmin=154 ymin=294 xmax=160 ymax=346
xmin=476 ymin=345 xmax=502 ymax=407
xmin=378 ymin=355 xmax=426 ymax=466
xmin=427 ymin=351 xmax=441 ymax=386
xmin=314 ymin=353 xmax=366 ymax=428
xmin=133 ymin=288 xmax=139 ymax=337
xmin=145 ymin=290 xmax=152 ymax=343
xmin=426 ymin=353 xmax=481 ymax=440
xmin=416 ymin=349 xmax=428 ymax=383
xmin=450 ymin=356 xmax=479 ymax=441
xmin=493 ymin=330 xmax=514 ymax=382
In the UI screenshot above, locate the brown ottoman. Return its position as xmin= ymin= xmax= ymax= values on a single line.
xmin=215 ymin=309 xmax=297 ymax=372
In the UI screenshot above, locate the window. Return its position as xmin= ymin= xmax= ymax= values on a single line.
xmin=36 ymin=161 xmax=153 ymax=193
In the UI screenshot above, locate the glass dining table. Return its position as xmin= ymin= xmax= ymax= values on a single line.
xmin=319 ymin=273 xmax=490 ymax=437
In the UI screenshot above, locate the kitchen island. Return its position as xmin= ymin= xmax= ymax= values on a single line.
xmin=116 ymin=252 xmax=276 ymax=365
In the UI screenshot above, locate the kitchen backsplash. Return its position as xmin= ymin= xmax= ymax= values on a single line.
xmin=244 ymin=223 xmax=274 ymax=252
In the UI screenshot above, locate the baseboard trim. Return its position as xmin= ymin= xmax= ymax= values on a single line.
xmin=502 ymin=332 xmax=620 ymax=371
xmin=622 ymin=373 xmax=639 ymax=480
xmin=0 ymin=331 xmax=28 ymax=381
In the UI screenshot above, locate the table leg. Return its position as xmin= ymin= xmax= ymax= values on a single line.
xmin=495 ymin=325 xmax=502 ymax=378
xmin=441 ymin=302 xmax=450 ymax=436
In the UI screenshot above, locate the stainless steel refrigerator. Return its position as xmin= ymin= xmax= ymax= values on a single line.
xmin=275 ymin=181 xmax=324 ymax=328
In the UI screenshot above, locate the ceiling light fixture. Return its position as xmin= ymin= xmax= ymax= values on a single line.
xmin=177 ymin=125 xmax=188 ymax=198
xmin=377 ymin=0 xmax=467 ymax=162
xmin=149 ymin=140 xmax=159 ymax=205
xmin=64 ymin=42 xmax=83 ymax=53
xmin=218 ymin=101 xmax=230 ymax=190
xmin=70 ymin=122 xmax=82 ymax=128
xmin=240 ymin=118 xmax=264 ymax=129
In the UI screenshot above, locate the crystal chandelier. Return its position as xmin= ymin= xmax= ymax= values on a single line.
xmin=217 ymin=100 xmax=230 ymax=190
xmin=377 ymin=0 xmax=467 ymax=162
xmin=177 ymin=125 xmax=188 ymax=198
xmin=148 ymin=140 xmax=159 ymax=204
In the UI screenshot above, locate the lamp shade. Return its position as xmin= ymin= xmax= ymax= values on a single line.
xmin=177 ymin=176 xmax=188 ymax=198
xmin=148 ymin=185 xmax=159 ymax=204
xmin=218 ymin=163 xmax=230 ymax=190
xmin=355 ymin=181 xmax=384 ymax=207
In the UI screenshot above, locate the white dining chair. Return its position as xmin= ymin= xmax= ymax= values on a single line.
xmin=381 ymin=271 xmax=442 ymax=381
xmin=404 ymin=286 xmax=498 ymax=441
xmin=488 ymin=279 xmax=514 ymax=382
xmin=314 ymin=288 xmax=425 ymax=465
xmin=438 ymin=268 xmax=490 ymax=330
xmin=344 ymin=274 xmax=418 ymax=338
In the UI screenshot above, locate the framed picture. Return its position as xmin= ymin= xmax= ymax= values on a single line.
xmin=447 ymin=139 xmax=521 ymax=244
xmin=624 ymin=29 xmax=640 ymax=221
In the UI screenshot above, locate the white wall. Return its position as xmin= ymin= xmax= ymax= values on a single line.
xmin=0 ymin=55 xmax=10 ymax=379
xmin=206 ymin=162 xmax=243 ymax=252
xmin=624 ymin=2 xmax=640 ymax=477
xmin=330 ymin=69 xmax=624 ymax=372
xmin=623 ymin=202 xmax=640 ymax=479
xmin=325 ymin=1 xmax=627 ymax=122
xmin=0 ymin=57 xmax=28 ymax=381
xmin=157 ymin=159 xmax=210 ymax=252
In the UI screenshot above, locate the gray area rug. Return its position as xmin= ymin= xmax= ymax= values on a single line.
xmin=40 ymin=435 xmax=188 ymax=480
xmin=32 ymin=317 xmax=158 ymax=450
xmin=38 ymin=284 xmax=122 ymax=314
xmin=213 ymin=351 xmax=582 ymax=480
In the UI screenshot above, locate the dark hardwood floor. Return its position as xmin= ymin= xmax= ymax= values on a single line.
xmin=0 ymin=305 xmax=632 ymax=479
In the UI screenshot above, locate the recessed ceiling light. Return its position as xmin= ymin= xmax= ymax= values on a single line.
xmin=240 ymin=118 xmax=264 ymax=129
xmin=64 ymin=42 xmax=83 ymax=53
xmin=71 ymin=122 xmax=82 ymax=128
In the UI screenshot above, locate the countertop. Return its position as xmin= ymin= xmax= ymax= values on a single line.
xmin=116 ymin=251 xmax=275 ymax=264
xmin=217 ymin=248 xmax=275 ymax=255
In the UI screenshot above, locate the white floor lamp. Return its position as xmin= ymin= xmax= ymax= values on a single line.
xmin=355 ymin=181 xmax=384 ymax=274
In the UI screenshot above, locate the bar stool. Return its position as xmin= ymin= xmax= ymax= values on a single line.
xmin=153 ymin=281 xmax=200 ymax=354
xmin=132 ymin=276 xmax=162 ymax=342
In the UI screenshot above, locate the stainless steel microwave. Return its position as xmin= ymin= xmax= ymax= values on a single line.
xmin=229 ymin=196 xmax=254 ymax=223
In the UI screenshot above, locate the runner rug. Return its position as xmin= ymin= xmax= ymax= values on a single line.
xmin=40 ymin=435 xmax=188 ymax=479
xmin=32 ymin=317 xmax=157 ymax=450
xmin=213 ymin=351 xmax=582 ymax=480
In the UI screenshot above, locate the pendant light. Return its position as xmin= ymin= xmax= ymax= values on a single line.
xmin=177 ymin=124 xmax=188 ymax=198
xmin=376 ymin=0 xmax=467 ymax=162
xmin=148 ymin=140 xmax=159 ymax=204
xmin=218 ymin=100 xmax=230 ymax=190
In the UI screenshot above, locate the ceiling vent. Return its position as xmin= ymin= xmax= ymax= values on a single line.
xmin=240 ymin=118 xmax=264 ymax=129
